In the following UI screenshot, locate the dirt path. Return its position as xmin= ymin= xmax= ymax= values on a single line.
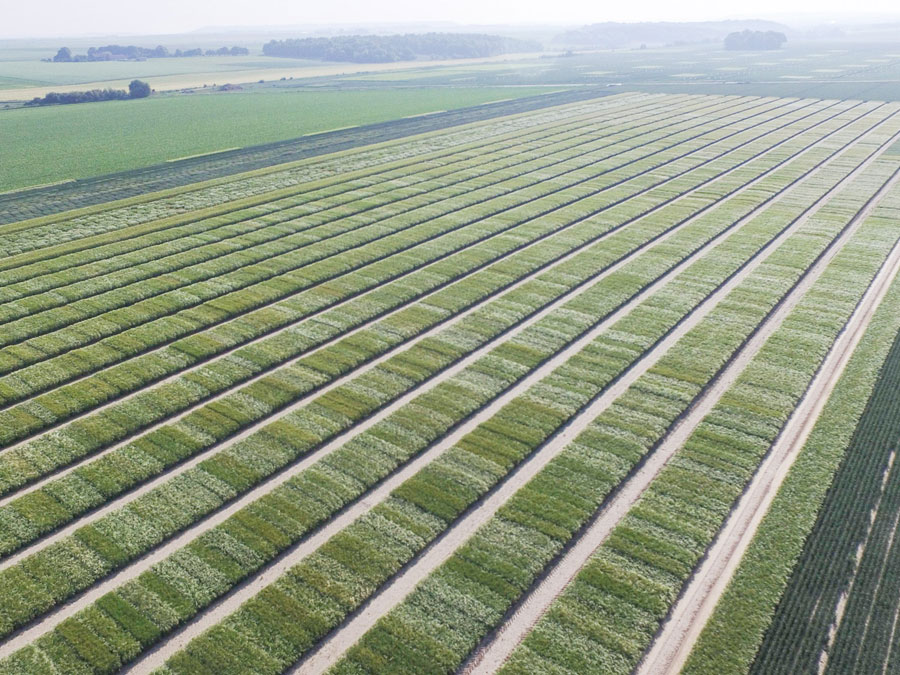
xmin=0 ymin=103 xmax=885 ymax=666
xmin=280 ymin=124 xmax=900 ymax=675
xmin=0 ymin=96 xmax=819 ymax=513
xmin=456 ymin=131 xmax=900 ymax=675
xmin=632 ymin=170 xmax=900 ymax=675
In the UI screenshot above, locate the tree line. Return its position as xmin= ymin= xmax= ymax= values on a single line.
xmin=26 ymin=80 xmax=151 ymax=106
xmin=262 ymin=32 xmax=540 ymax=63
xmin=724 ymin=30 xmax=787 ymax=51
xmin=52 ymin=45 xmax=249 ymax=62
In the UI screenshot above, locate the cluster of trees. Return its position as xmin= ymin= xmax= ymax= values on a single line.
xmin=553 ymin=20 xmax=789 ymax=49
xmin=262 ymin=32 xmax=540 ymax=63
xmin=52 ymin=45 xmax=249 ymax=62
xmin=724 ymin=30 xmax=787 ymax=50
xmin=27 ymin=79 xmax=151 ymax=106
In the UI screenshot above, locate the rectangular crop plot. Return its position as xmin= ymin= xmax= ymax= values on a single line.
xmin=2 ymin=91 xmax=900 ymax=675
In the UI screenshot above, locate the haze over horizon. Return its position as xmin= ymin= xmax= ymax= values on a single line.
xmin=4 ymin=0 xmax=900 ymax=40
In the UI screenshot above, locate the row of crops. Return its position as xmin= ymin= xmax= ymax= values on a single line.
xmin=683 ymin=173 xmax=900 ymax=674
xmin=0 ymin=93 xmax=817 ymax=509
xmin=3 ymin=91 xmax=900 ymax=674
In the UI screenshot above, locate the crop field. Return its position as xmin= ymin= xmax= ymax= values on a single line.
xmin=2 ymin=90 xmax=900 ymax=675
xmin=339 ymin=41 xmax=900 ymax=98
xmin=0 ymin=86 xmax=566 ymax=195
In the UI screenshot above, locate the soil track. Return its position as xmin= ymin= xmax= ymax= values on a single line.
xmin=271 ymin=124 xmax=900 ymax=675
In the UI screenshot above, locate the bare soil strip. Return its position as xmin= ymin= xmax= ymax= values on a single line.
xmin=215 ymin=122 xmax=900 ymax=675
xmin=301 ymin=152 xmax=900 ymax=675
xmin=636 ymin=189 xmax=900 ymax=675
xmin=0 ymin=117 xmax=813 ymax=657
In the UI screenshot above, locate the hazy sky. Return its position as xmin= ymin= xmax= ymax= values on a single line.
xmin=3 ymin=0 xmax=900 ymax=39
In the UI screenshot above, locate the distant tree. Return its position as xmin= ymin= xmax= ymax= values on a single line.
xmin=724 ymin=30 xmax=786 ymax=51
xmin=26 ymin=88 xmax=129 ymax=106
xmin=128 ymin=79 xmax=151 ymax=98
xmin=262 ymin=33 xmax=541 ymax=63
xmin=51 ymin=44 xmax=250 ymax=62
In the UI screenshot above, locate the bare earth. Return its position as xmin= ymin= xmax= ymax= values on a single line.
xmin=118 ymin=99 xmax=830 ymax=673
xmin=0 ymin=95 xmax=752 ymax=659
xmin=0 ymin=98 xmax=885 ymax=671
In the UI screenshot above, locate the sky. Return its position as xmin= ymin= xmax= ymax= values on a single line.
xmin=3 ymin=0 xmax=900 ymax=39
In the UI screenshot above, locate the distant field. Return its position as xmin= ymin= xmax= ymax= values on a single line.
xmin=0 ymin=55 xmax=333 ymax=88
xmin=337 ymin=41 xmax=900 ymax=101
xmin=0 ymin=86 xmax=561 ymax=192
xmin=0 ymin=51 xmax=546 ymax=101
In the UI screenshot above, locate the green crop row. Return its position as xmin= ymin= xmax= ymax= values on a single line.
xmin=682 ymin=205 xmax=900 ymax=675
xmin=0 ymin=123 xmax=852 ymax=655
xmin=0 ymin=96 xmax=658 ymax=283
xmin=0 ymin=98 xmax=865 ymax=552
xmin=0 ymin=96 xmax=744 ymax=353
xmin=0 ymin=94 xmax=656 ymax=264
xmin=3 ymin=115 xmax=891 ymax=672
xmin=499 ymin=159 xmax=900 ymax=675
xmin=0 ymin=95 xmax=768 ymax=390
xmin=0 ymin=97 xmax=805 ymax=455
xmin=153 ymin=126 xmax=900 ymax=675
xmin=739 ymin=193 xmax=900 ymax=674
xmin=305 ymin=125 xmax=900 ymax=675
xmin=0 ymin=97 xmax=666 ymax=315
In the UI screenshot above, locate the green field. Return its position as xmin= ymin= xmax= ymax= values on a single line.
xmin=2 ymin=91 xmax=900 ymax=674
xmin=0 ymin=86 xmax=561 ymax=192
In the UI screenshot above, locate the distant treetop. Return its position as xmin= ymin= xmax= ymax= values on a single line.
xmin=724 ymin=30 xmax=787 ymax=51
xmin=51 ymin=45 xmax=249 ymax=62
xmin=552 ymin=20 xmax=790 ymax=49
xmin=262 ymin=33 xmax=541 ymax=63
xmin=26 ymin=79 xmax=152 ymax=106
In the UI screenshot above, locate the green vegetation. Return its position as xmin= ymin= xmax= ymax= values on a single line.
xmin=502 ymin=154 xmax=900 ymax=675
xmin=2 ymin=90 xmax=900 ymax=674
xmin=684 ymin=233 xmax=900 ymax=675
xmin=0 ymin=87 xmax=560 ymax=192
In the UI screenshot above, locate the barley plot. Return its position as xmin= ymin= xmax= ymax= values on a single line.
xmin=1 ymin=91 xmax=900 ymax=675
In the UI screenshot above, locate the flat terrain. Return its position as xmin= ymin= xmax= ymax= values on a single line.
xmin=0 ymin=86 xmax=565 ymax=194
xmin=2 ymin=90 xmax=900 ymax=675
xmin=0 ymin=51 xmax=546 ymax=100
